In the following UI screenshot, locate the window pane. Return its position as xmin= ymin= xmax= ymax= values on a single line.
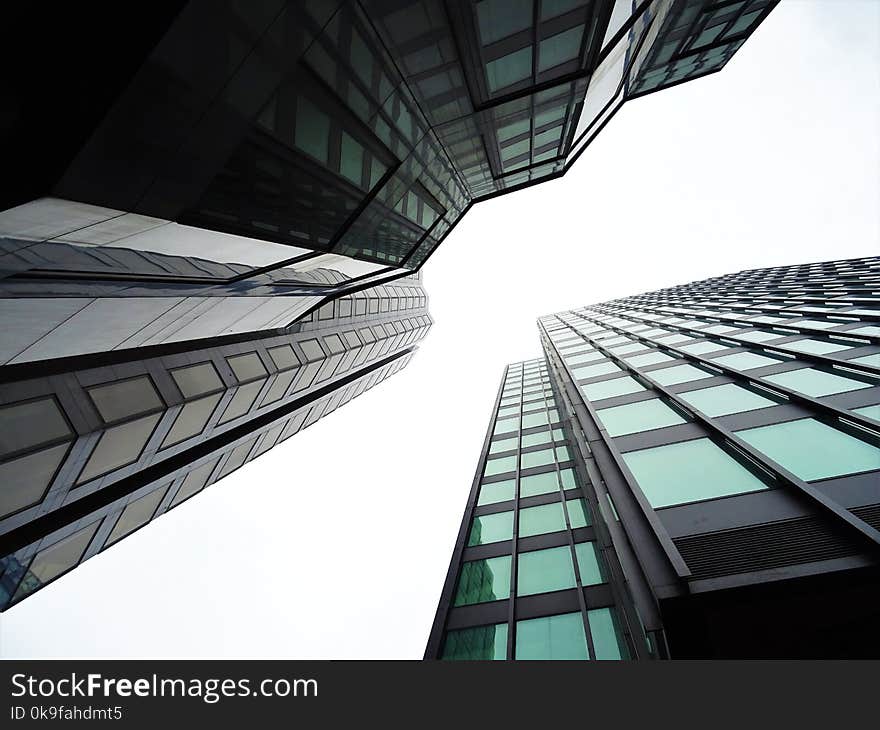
xmin=651 ymin=364 xmax=712 ymax=386
xmin=485 ymin=455 xmax=517 ymax=477
xmin=13 ymin=521 xmax=101 ymax=601
xmin=596 ymin=398 xmax=686 ymax=437
xmin=161 ymin=393 xmax=222 ymax=447
xmin=711 ymin=352 xmax=780 ymax=370
xmin=519 ymin=502 xmax=566 ymax=537
xmin=622 ymin=438 xmax=768 ymax=508
xmin=0 ymin=398 xmax=70 ymax=457
xmin=786 ymin=339 xmax=850 ymax=355
xmin=441 ymin=623 xmax=508 ymax=660
xmin=580 ymin=375 xmax=645 ymax=401
xmin=625 ymin=351 xmax=674 ymax=367
xmin=294 ymin=97 xmax=330 ymax=163
xmin=515 ymin=612 xmax=588 ymax=660
xmin=340 ymin=132 xmax=364 ymax=186
xmin=171 ymin=362 xmax=222 ymax=399
xmin=218 ymin=381 xmax=264 ymax=423
xmin=566 ymin=498 xmax=591 ymax=528
xmin=852 ymin=404 xmax=880 ymax=421
xmin=737 ymin=418 xmax=880 ymax=482
xmin=678 ymin=383 xmax=776 ymax=417
xmin=468 ymin=510 xmax=515 ymax=546
xmin=105 ymin=485 xmax=169 ymax=546
xmin=763 ymin=368 xmax=874 ymax=398
xmin=170 ymin=460 xmax=217 ymax=508
xmin=454 ymin=556 xmax=512 ymax=606
xmin=490 ymin=436 xmax=519 ymax=454
xmin=574 ymin=542 xmax=604 ymax=585
xmin=88 ymin=376 xmax=162 ymax=423
xmin=588 ymin=607 xmax=628 ymax=659
xmin=477 ymin=0 xmax=533 ymax=44
xmin=572 ymin=361 xmax=620 ymax=380
xmin=78 ymin=413 xmax=161 ymax=483
xmin=478 ymin=479 xmax=516 ymax=505
xmin=0 ymin=443 xmax=69 ymax=518
xmin=517 ymin=545 xmax=575 ymax=595
xmin=519 ymin=470 xmax=559 ymax=497
xmin=486 ymin=47 xmax=533 ymax=93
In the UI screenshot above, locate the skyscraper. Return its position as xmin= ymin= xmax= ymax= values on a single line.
xmin=427 ymin=256 xmax=880 ymax=659
xmin=1 ymin=1 xmax=776 ymax=608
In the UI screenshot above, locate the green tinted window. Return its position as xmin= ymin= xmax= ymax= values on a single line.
xmin=521 ymin=447 xmax=557 ymax=469
xmin=625 ymin=351 xmax=675 ymax=367
xmin=737 ymin=418 xmax=880 ymax=482
xmin=763 ymin=368 xmax=873 ymax=398
xmin=489 ymin=436 xmax=519 ymax=454
xmin=538 ymin=25 xmax=584 ymax=71
xmin=494 ymin=416 xmax=518 ymax=435
xmin=572 ymin=361 xmax=620 ymax=380
xmin=521 ymin=428 xmax=564 ymax=447
xmin=596 ymin=399 xmax=686 ymax=437
xmin=517 ymin=545 xmax=575 ymax=596
xmin=468 ymin=510 xmax=514 ymax=546
xmin=519 ymin=470 xmax=559 ymax=497
xmin=852 ymin=404 xmax=880 ymax=421
xmin=679 ymin=341 xmax=725 ymax=355
xmin=441 ymin=623 xmax=508 ymax=661
xmin=678 ymin=383 xmax=776 ymax=417
xmin=566 ymin=351 xmax=604 ymax=366
xmin=566 ymin=498 xmax=590 ymax=528
xmin=580 ymin=376 xmax=645 ymax=401
xmin=588 ymin=607 xmax=628 ymax=660
xmin=622 ymin=438 xmax=768 ymax=508
xmin=651 ymin=364 xmax=712 ymax=386
xmin=485 ymin=455 xmax=517 ymax=477
xmin=849 ymin=354 xmax=880 ymax=367
xmin=712 ymin=352 xmax=780 ymax=370
xmin=294 ymin=98 xmax=330 ymax=163
xmin=454 ymin=556 xmax=512 ymax=606
xmin=519 ymin=502 xmax=565 ymax=537
xmin=786 ymin=339 xmax=849 ymax=355
xmin=574 ymin=542 xmax=604 ymax=585
xmin=515 ymin=612 xmax=588 ymax=660
xmin=485 ymin=47 xmax=532 ymax=92
xmin=478 ymin=479 xmax=515 ymax=506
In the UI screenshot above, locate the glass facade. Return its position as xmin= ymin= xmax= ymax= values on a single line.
xmin=429 ymin=256 xmax=880 ymax=661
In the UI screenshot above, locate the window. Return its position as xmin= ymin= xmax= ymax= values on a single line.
xmin=485 ymin=455 xmax=517 ymax=477
xmin=566 ymin=351 xmax=604 ymax=366
xmin=678 ymin=383 xmax=776 ymax=417
xmin=785 ymin=339 xmax=850 ymax=355
xmin=78 ymin=413 xmax=162 ymax=484
xmin=105 ymin=485 xmax=170 ymax=547
xmin=519 ymin=470 xmax=560 ymax=497
xmin=88 ymin=376 xmax=163 ymax=423
xmin=622 ymin=438 xmax=768 ymax=508
xmin=485 ymin=47 xmax=533 ymax=93
xmin=679 ymin=341 xmax=725 ymax=355
xmin=469 ymin=510 xmax=515 ymax=546
xmin=489 ymin=435 xmax=519 ymax=454
xmin=580 ymin=375 xmax=645 ymax=401
xmin=477 ymin=0 xmax=532 ymax=45
xmin=0 ymin=443 xmax=70 ymax=518
xmin=441 ymin=623 xmax=508 ymax=661
xmin=171 ymin=362 xmax=223 ymax=399
xmin=169 ymin=459 xmax=217 ymax=508
xmin=162 ymin=393 xmax=223 ymax=448
xmin=12 ymin=521 xmax=101 ymax=602
xmin=711 ymin=351 xmax=780 ymax=370
xmin=538 ymin=24 xmax=584 ymax=72
xmin=852 ymin=404 xmax=880 ymax=421
xmin=521 ymin=446 xmax=567 ymax=469
xmin=575 ymin=542 xmax=604 ymax=585
xmin=736 ymin=418 xmax=880 ymax=482
xmin=588 ymin=607 xmax=629 ymax=659
xmin=625 ymin=351 xmax=674 ymax=367
xmin=519 ymin=502 xmax=565 ymax=537
xmin=515 ymin=612 xmax=588 ymax=660
xmin=596 ymin=399 xmax=686 ymax=437
xmin=572 ymin=361 xmax=621 ymax=380
xmin=454 ymin=556 xmax=512 ymax=606
xmin=650 ymin=364 xmax=712 ymax=386
xmin=478 ymin=479 xmax=516 ymax=506
xmin=566 ymin=498 xmax=590 ymax=528
xmin=218 ymin=381 xmax=264 ymax=424
xmin=517 ymin=545 xmax=575 ymax=595
xmin=763 ymin=368 xmax=874 ymax=398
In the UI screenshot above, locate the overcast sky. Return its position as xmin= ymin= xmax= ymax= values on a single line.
xmin=2 ymin=0 xmax=878 ymax=659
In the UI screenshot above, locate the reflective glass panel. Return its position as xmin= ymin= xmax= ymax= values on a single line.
xmin=596 ymin=398 xmax=686 ymax=437
xmin=515 ymin=612 xmax=588 ymax=660
xmin=454 ymin=556 xmax=512 ymax=606
xmin=468 ymin=510 xmax=515 ymax=546
xmin=677 ymin=383 xmax=776 ymax=417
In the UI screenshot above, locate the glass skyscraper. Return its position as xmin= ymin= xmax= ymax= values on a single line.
xmin=427 ymin=256 xmax=880 ymax=659
xmin=1 ymin=1 xmax=776 ymax=609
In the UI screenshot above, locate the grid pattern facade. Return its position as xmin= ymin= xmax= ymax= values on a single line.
xmin=430 ymin=257 xmax=880 ymax=659
xmin=426 ymin=358 xmax=650 ymax=660
xmin=0 ymin=278 xmax=430 ymax=610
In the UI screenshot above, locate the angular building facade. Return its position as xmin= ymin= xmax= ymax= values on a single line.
xmin=427 ymin=256 xmax=880 ymax=659
xmin=1 ymin=0 xmax=776 ymax=609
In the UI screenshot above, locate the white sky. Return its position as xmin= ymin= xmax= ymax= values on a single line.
xmin=2 ymin=0 xmax=878 ymax=659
